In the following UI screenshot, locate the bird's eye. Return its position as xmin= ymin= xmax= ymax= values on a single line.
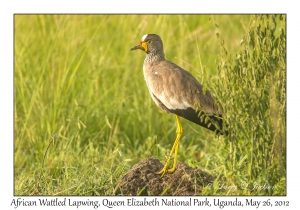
xmin=148 ymin=40 xmax=152 ymax=44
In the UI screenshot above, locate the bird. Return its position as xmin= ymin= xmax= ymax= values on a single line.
xmin=130 ymin=34 xmax=227 ymax=176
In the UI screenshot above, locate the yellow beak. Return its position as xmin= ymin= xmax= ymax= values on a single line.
xmin=130 ymin=41 xmax=148 ymax=52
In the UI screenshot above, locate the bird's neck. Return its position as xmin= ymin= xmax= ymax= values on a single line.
xmin=144 ymin=51 xmax=165 ymax=64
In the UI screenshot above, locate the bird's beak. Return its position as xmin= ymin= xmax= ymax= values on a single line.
xmin=130 ymin=41 xmax=148 ymax=52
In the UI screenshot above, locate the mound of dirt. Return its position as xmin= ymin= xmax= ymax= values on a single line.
xmin=114 ymin=157 xmax=215 ymax=196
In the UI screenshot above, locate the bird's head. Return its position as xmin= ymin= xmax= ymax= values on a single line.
xmin=130 ymin=34 xmax=164 ymax=54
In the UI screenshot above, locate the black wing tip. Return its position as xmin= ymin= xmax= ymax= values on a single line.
xmin=170 ymin=107 xmax=229 ymax=135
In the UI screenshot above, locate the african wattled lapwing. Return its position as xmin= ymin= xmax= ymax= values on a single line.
xmin=130 ymin=34 xmax=227 ymax=176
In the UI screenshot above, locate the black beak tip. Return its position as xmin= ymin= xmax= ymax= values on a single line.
xmin=130 ymin=46 xmax=138 ymax=51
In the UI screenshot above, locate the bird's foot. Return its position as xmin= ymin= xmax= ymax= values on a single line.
xmin=155 ymin=161 xmax=176 ymax=177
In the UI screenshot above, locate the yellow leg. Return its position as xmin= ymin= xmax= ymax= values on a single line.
xmin=156 ymin=115 xmax=183 ymax=176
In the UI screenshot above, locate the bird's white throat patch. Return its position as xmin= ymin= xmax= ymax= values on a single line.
xmin=141 ymin=34 xmax=148 ymax=41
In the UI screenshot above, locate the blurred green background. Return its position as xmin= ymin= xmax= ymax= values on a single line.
xmin=14 ymin=14 xmax=286 ymax=195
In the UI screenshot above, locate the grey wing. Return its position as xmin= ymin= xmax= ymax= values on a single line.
xmin=146 ymin=61 xmax=221 ymax=114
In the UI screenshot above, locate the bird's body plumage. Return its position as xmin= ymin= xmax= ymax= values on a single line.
xmin=130 ymin=34 xmax=227 ymax=176
xmin=142 ymin=41 xmax=224 ymax=134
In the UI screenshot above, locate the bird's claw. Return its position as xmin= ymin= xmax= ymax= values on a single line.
xmin=155 ymin=163 xmax=176 ymax=177
xmin=155 ymin=167 xmax=167 ymax=177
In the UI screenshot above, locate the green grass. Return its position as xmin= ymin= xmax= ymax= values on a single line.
xmin=14 ymin=14 xmax=286 ymax=195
